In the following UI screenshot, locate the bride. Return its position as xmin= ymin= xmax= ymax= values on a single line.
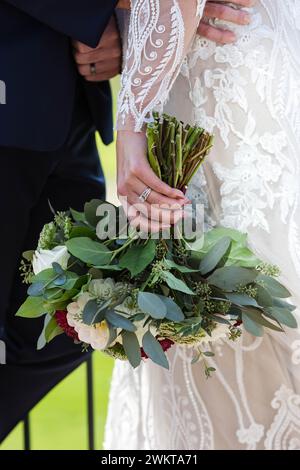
xmin=105 ymin=0 xmax=300 ymax=450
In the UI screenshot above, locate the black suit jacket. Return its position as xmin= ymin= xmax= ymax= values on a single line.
xmin=0 ymin=0 xmax=118 ymax=151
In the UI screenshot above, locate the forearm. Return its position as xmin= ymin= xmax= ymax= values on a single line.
xmin=117 ymin=0 xmax=206 ymax=132
xmin=3 ymin=0 xmax=119 ymax=47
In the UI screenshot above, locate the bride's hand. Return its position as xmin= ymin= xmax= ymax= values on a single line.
xmin=117 ymin=131 xmax=189 ymax=233
xmin=198 ymin=0 xmax=257 ymax=44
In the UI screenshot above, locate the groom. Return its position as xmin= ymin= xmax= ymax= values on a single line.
xmin=0 ymin=0 xmax=127 ymax=442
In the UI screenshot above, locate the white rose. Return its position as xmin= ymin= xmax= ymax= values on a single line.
xmin=32 ymin=245 xmax=70 ymax=275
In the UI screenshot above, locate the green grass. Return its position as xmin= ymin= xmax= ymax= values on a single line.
xmin=1 ymin=78 xmax=120 ymax=451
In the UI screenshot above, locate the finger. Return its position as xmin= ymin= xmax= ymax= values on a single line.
xmin=122 ymin=200 xmax=171 ymax=233
xmin=198 ymin=22 xmax=236 ymax=44
xmin=124 ymin=176 xmax=189 ymax=208
xmin=133 ymin=160 xmax=188 ymax=201
xmin=74 ymin=45 xmax=121 ymax=65
xmin=133 ymin=201 xmax=185 ymax=225
xmin=204 ymin=2 xmax=251 ymax=25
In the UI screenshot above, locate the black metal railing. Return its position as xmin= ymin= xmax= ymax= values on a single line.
xmin=22 ymin=356 xmax=95 ymax=450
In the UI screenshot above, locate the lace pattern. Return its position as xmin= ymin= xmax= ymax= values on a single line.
xmin=117 ymin=0 xmax=206 ymax=131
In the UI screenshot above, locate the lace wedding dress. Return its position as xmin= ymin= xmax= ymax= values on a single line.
xmin=104 ymin=0 xmax=300 ymax=450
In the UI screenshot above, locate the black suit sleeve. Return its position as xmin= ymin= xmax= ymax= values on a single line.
xmin=3 ymin=0 xmax=119 ymax=47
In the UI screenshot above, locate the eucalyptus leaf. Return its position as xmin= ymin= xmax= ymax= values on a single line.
xmin=266 ymin=307 xmax=298 ymax=329
xmin=106 ymin=309 xmax=136 ymax=332
xmin=226 ymin=293 xmax=258 ymax=307
xmin=66 ymin=237 xmax=112 ymax=265
xmin=52 ymin=262 xmax=65 ymax=275
xmin=199 ymin=236 xmax=232 ymax=275
xmin=256 ymin=285 xmax=273 ymax=307
xmin=164 ymin=259 xmax=198 ymax=273
xmin=208 ymin=267 xmax=257 ymax=291
xmin=45 ymin=316 xmax=63 ymax=342
xmin=119 ymin=240 xmax=156 ymax=277
xmin=53 ymin=273 xmax=67 ymax=287
xmin=70 ymin=226 xmax=96 ymax=240
xmin=27 ymin=282 xmax=45 ymax=297
xmin=242 ymin=307 xmax=283 ymax=332
xmin=16 ymin=296 xmax=48 ymax=318
xmin=163 ymin=271 xmax=195 ymax=295
xmin=84 ymin=199 xmax=104 ymax=226
xmin=70 ymin=208 xmax=86 ymax=223
xmin=122 ymin=331 xmax=141 ymax=368
xmin=142 ymin=331 xmax=169 ymax=370
xmin=37 ymin=314 xmax=51 ymax=350
xmin=256 ymin=274 xmax=291 ymax=298
xmin=226 ymin=243 xmax=261 ymax=268
xmin=82 ymin=300 xmax=106 ymax=325
xmin=242 ymin=311 xmax=264 ymax=337
xmin=158 ymin=296 xmax=185 ymax=322
xmin=138 ymin=292 xmax=167 ymax=319
xmin=273 ymin=298 xmax=296 ymax=312
xmin=32 ymin=269 xmax=55 ymax=283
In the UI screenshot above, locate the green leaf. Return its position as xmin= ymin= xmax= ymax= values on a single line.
xmin=256 ymin=274 xmax=291 ymax=298
xmin=163 ymin=271 xmax=195 ymax=295
xmin=23 ymin=250 xmax=34 ymax=262
xmin=266 ymin=307 xmax=298 ymax=329
xmin=242 ymin=311 xmax=264 ymax=337
xmin=69 ymin=226 xmax=96 ymax=240
xmin=200 ymin=227 xmax=247 ymax=255
xmin=208 ymin=267 xmax=257 ymax=291
xmin=142 ymin=331 xmax=169 ymax=370
xmin=119 ymin=240 xmax=156 ymax=277
xmin=121 ymin=331 xmax=141 ymax=368
xmin=66 ymin=237 xmax=111 ymax=265
xmin=138 ymin=292 xmax=167 ymax=319
xmin=106 ymin=309 xmax=136 ymax=332
xmin=37 ymin=314 xmax=51 ymax=350
xmin=63 ymin=272 xmax=80 ymax=290
xmin=158 ymin=296 xmax=185 ymax=322
xmin=273 ymin=298 xmax=296 ymax=312
xmin=82 ymin=300 xmax=106 ymax=325
xmin=226 ymin=243 xmax=261 ymax=268
xmin=94 ymin=265 xmax=122 ymax=271
xmin=70 ymin=208 xmax=86 ymax=223
xmin=203 ymin=351 xmax=215 ymax=357
xmin=84 ymin=199 xmax=104 ymax=226
xmin=32 ymin=269 xmax=55 ymax=283
xmin=226 ymin=293 xmax=258 ymax=307
xmin=256 ymin=285 xmax=273 ymax=307
xmin=242 ymin=307 xmax=283 ymax=333
xmin=45 ymin=315 xmax=63 ymax=342
xmin=199 ymin=236 xmax=232 ymax=275
xmin=27 ymin=282 xmax=45 ymax=297
xmin=16 ymin=296 xmax=48 ymax=318
xmin=52 ymin=262 xmax=65 ymax=275
xmin=53 ymin=274 xmax=67 ymax=287
xmin=164 ymin=259 xmax=198 ymax=273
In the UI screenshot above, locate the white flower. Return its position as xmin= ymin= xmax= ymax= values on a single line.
xmin=67 ymin=295 xmax=111 ymax=351
xmin=88 ymin=278 xmax=116 ymax=300
xmin=32 ymin=245 xmax=70 ymax=275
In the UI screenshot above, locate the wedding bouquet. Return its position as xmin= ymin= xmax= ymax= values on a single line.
xmin=17 ymin=114 xmax=297 ymax=374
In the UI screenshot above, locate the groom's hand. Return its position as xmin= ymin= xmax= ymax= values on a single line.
xmin=198 ymin=0 xmax=257 ymax=44
xmin=73 ymin=16 xmax=121 ymax=82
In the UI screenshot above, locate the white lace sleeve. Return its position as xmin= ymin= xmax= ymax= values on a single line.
xmin=117 ymin=0 xmax=206 ymax=131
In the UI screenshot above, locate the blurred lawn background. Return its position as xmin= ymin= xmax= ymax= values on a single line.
xmin=1 ymin=78 xmax=120 ymax=450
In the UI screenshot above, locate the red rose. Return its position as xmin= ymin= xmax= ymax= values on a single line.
xmin=55 ymin=310 xmax=79 ymax=342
